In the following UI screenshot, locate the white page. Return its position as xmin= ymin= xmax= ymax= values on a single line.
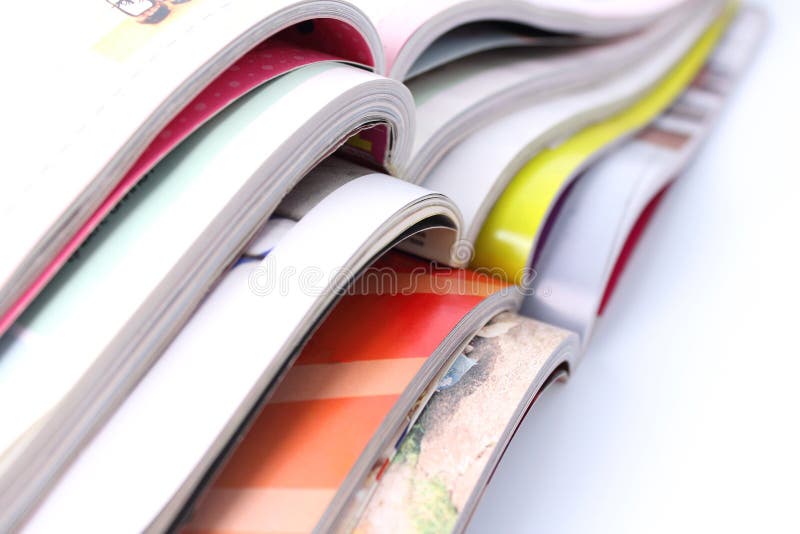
xmin=353 ymin=0 xmax=693 ymax=78
xmin=26 ymin=174 xmax=461 ymax=534
xmin=405 ymin=23 xmax=593 ymax=80
xmin=523 ymin=137 xmax=693 ymax=343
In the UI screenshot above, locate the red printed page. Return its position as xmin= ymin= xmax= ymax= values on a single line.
xmin=183 ymin=252 xmax=507 ymax=534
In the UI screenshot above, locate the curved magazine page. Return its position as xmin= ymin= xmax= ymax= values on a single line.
xmin=0 ymin=64 xmax=413 ymax=529
xmin=0 ymin=0 xmax=383 ymax=334
xmin=403 ymin=2 xmax=717 ymax=183
xmin=524 ymin=138 xmax=695 ymax=345
xmin=353 ymin=0 xmax=694 ymax=80
xmin=355 ymin=312 xmax=578 ymax=533
xmin=178 ymin=254 xmax=520 ymax=534
xmin=472 ymin=4 xmax=734 ymax=281
xmin=0 ymin=27 xmax=376 ymax=336
xmin=404 ymin=23 xmax=598 ymax=81
xmin=422 ymin=0 xmax=723 ymax=246
xmin=24 ymin=173 xmax=464 ymax=533
xmin=278 ymin=157 xmax=470 ymax=268
xmin=523 ymin=7 xmax=766 ymax=345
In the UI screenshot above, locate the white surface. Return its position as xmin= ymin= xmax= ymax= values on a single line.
xmin=470 ymin=1 xmax=800 ymax=532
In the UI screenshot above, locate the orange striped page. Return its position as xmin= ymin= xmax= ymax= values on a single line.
xmin=183 ymin=252 xmax=508 ymax=533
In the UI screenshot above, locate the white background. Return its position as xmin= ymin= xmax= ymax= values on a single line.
xmin=470 ymin=1 xmax=800 ymax=532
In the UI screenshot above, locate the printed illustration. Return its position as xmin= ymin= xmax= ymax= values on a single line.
xmin=107 ymin=0 xmax=193 ymax=25
xmin=356 ymin=313 xmax=572 ymax=534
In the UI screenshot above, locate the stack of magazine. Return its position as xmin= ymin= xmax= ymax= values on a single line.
xmin=0 ymin=0 xmax=764 ymax=532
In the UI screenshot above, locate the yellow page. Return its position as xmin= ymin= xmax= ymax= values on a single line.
xmin=472 ymin=3 xmax=736 ymax=282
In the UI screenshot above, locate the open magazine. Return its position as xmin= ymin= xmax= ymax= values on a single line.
xmin=20 ymin=169 xmax=472 ymax=532
xmin=0 ymin=0 xmax=764 ymax=532
xmin=356 ymin=313 xmax=575 ymax=534
xmin=422 ymin=0 xmax=724 ymax=246
xmin=176 ymin=252 xmax=528 ymax=534
xmin=178 ymin=310 xmax=577 ymax=534
xmin=470 ymin=3 xmax=736 ymax=280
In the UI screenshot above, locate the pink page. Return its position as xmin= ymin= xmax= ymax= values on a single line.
xmin=0 ymin=19 xmax=374 ymax=335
